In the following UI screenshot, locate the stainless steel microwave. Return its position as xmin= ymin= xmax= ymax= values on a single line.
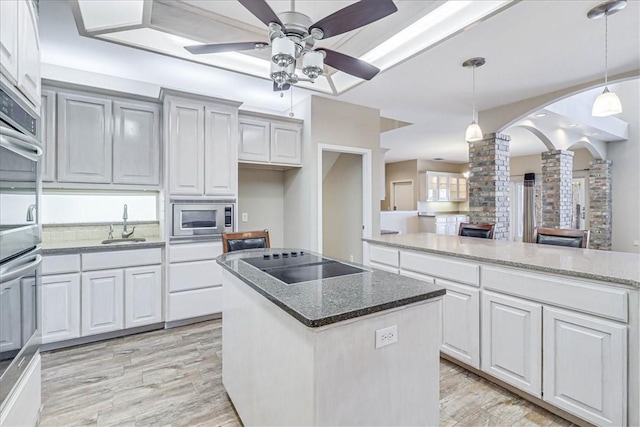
xmin=171 ymin=201 xmax=234 ymax=240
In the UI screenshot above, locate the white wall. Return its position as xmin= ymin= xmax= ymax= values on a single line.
xmin=238 ymin=168 xmax=285 ymax=248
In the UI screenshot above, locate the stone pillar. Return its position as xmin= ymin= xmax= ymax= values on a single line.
xmin=541 ymin=150 xmax=574 ymax=228
xmin=588 ymin=160 xmax=613 ymax=250
xmin=468 ymin=133 xmax=510 ymax=240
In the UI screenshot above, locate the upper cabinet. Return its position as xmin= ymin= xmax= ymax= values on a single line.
xmin=165 ymin=93 xmax=240 ymax=197
xmin=0 ymin=0 xmax=40 ymax=112
xmin=419 ymin=172 xmax=467 ymax=202
xmin=239 ymin=113 xmax=302 ymax=167
xmin=40 ymin=90 xmax=55 ymax=182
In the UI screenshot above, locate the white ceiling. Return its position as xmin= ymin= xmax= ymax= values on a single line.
xmin=40 ymin=0 xmax=640 ymax=164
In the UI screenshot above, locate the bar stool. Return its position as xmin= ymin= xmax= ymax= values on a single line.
xmin=458 ymin=223 xmax=495 ymax=239
xmin=535 ymin=228 xmax=590 ymax=249
xmin=222 ymin=230 xmax=271 ymax=253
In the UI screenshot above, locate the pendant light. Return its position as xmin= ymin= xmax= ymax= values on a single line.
xmin=462 ymin=57 xmax=486 ymax=142
xmin=588 ymin=0 xmax=626 ymax=117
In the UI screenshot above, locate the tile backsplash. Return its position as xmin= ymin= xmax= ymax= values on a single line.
xmin=42 ymin=222 xmax=160 ymax=242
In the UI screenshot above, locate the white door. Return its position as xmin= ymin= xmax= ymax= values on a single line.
xmin=391 ymin=181 xmax=413 ymax=211
xmin=270 ymin=121 xmax=301 ymax=165
xmin=81 ymin=269 xmax=124 ymax=336
xmin=41 ymin=274 xmax=81 ymax=344
xmin=124 ymin=265 xmax=162 ymax=328
xmin=168 ymin=99 xmax=204 ymax=195
xmin=0 ymin=279 xmax=21 ymax=352
xmin=40 ymin=90 xmax=56 ymax=182
xmin=238 ymin=117 xmax=270 ymax=162
xmin=439 ymin=279 xmax=480 ymax=369
xmin=543 ymin=307 xmax=627 ymax=427
xmin=17 ymin=0 xmax=40 ymax=110
xmin=572 ymin=177 xmax=587 ymax=229
xmin=0 ymin=0 xmax=19 ymax=84
xmin=204 ymin=105 xmax=237 ymax=196
xmin=481 ymin=290 xmax=542 ymax=397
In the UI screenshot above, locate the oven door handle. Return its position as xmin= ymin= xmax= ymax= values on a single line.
xmin=0 ymin=254 xmax=42 ymax=285
xmin=0 ymin=126 xmax=42 ymax=161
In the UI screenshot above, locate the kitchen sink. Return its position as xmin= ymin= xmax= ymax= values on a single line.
xmin=101 ymin=238 xmax=146 ymax=244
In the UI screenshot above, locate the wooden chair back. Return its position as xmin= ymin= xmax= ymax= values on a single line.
xmin=458 ymin=223 xmax=495 ymax=239
xmin=535 ymin=227 xmax=590 ymax=249
xmin=222 ymin=230 xmax=271 ymax=253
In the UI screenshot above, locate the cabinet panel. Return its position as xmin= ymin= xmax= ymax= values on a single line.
xmin=40 ymin=90 xmax=56 ymax=182
xmin=168 ymin=241 xmax=222 ymax=263
xmin=168 ymin=100 xmax=204 ymax=195
xmin=16 ymin=0 xmax=40 ymax=109
xmin=167 ymin=286 xmax=223 ymax=322
xmin=0 ymin=279 xmax=21 ymax=352
xmin=169 ymin=259 xmax=222 ymax=292
xmin=41 ymin=274 xmax=81 ymax=344
xmin=0 ymin=0 xmax=19 ymax=84
xmin=57 ymin=93 xmax=112 ymax=183
xmin=369 ymin=245 xmax=399 ymax=268
xmin=81 ymin=270 xmax=124 ymax=336
xmin=439 ymin=280 xmax=480 ymax=369
xmin=238 ymin=117 xmax=270 ymax=162
xmin=270 ymin=122 xmax=301 ymax=165
xmin=481 ymin=291 xmax=542 ymax=397
xmin=125 ymin=265 xmax=162 ymax=328
xmin=205 ymin=106 xmax=237 ymax=196
xmin=543 ymin=307 xmax=626 ymax=427
xmin=82 ymin=248 xmax=162 ymax=271
xmin=113 ymin=101 xmax=160 ymax=185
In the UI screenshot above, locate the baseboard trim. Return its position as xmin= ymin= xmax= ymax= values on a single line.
xmin=164 ymin=313 xmax=221 ymax=329
xmin=41 ymin=323 xmax=164 ymax=352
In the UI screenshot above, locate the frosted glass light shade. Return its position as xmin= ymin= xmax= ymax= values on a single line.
xmin=272 ymin=37 xmax=296 ymax=67
xmin=302 ymin=51 xmax=324 ymax=79
xmin=592 ymin=87 xmax=622 ymax=117
xmin=465 ymin=121 xmax=483 ymax=142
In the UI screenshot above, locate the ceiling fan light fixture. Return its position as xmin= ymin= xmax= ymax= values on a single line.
xmin=592 ymin=87 xmax=623 ymax=117
xmin=302 ymin=51 xmax=324 ymax=79
xmin=465 ymin=121 xmax=483 ymax=142
xmin=271 ymin=37 xmax=296 ymax=67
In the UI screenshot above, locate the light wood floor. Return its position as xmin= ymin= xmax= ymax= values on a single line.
xmin=40 ymin=320 xmax=575 ymax=427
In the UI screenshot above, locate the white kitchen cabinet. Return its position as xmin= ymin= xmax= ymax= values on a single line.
xmin=0 ymin=0 xmax=19 ymax=84
xmin=41 ymin=274 xmax=81 ymax=344
xmin=113 ymin=101 xmax=160 ymax=186
xmin=0 ymin=279 xmax=21 ymax=353
xmin=57 ymin=93 xmax=113 ymax=183
xmin=40 ymin=90 xmax=55 ymax=182
xmin=168 ymin=98 xmax=204 ymax=195
xmin=481 ymin=290 xmax=542 ymax=397
xmin=439 ymin=279 xmax=480 ymax=369
xmin=543 ymin=307 xmax=627 ymax=427
xmin=16 ymin=0 xmax=40 ymax=110
xmin=238 ymin=116 xmax=270 ymax=163
xmin=124 ymin=265 xmax=162 ymax=328
xmin=271 ymin=121 xmax=301 ymax=165
xmin=205 ymin=105 xmax=237 ymax=196
xmin=420 ymin=172 xmax=467 ymax=202
xmin=81 ymin=269 xmax=124 ymax=336
xmin=238 ymin=113 xmax=302 ymax=167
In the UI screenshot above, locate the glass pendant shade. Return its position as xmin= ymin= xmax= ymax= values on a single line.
xmin=592 ymin=87 xmax=622 ymax=117
xmin=465 ymin=121 xmax=483 ymax=142
xmin=271 ymin=37 xmax=295 ymax=67
xmin=302 ymin=51 xmax=324 ymax=79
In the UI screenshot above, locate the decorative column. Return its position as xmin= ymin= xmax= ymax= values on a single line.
xmin=541 ymin=150 xmax=574 ymax=228
xmin=588 ymin=159 xmax=613 ymax=250
xmin=468 ymin=133 xmax=510 ymax=240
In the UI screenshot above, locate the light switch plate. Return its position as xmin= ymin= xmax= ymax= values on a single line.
xmin=241 ymin=213 xmax=248 ymax=222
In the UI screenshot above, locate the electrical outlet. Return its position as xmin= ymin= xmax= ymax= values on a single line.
xmin=375 ymin=325 xmax=398 ymax=349
xmin=634 ymin=240 xmax=639 ymax=247
xmin=241 ymin=213 xmax=248 ymax=222
xmin=349 ymin=255 xmax=354 ymax=262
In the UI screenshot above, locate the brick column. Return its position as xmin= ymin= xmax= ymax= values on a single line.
xmin=468 ymin=133 xmax=510 ymax=240
xmin=589 ymin=160 xmax=612 ymax=250
xmin=541 ymin=150 xmax=574 ymax=228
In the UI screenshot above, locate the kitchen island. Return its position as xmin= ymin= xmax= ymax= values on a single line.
xmin=217 ymin=249 xmax=445 ymax=426
xmin=364 ymin=233 xmax=640 ymax=427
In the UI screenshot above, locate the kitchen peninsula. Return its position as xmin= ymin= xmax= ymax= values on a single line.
xmin=217 ymin=249 xmax=445 ymax=426
xmin=364 ymin=233 xmax=640 ymax=427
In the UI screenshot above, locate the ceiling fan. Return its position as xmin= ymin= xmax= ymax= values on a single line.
xmin=184 ymin=0 xmax=398 ymax=91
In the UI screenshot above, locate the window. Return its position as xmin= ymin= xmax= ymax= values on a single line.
xmin=41 ymin=192 xmax=158 ymax=224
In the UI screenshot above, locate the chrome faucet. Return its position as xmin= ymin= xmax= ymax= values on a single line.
xmin=121 ymin=204 xmax=136 ymax=238
xmin=26 ymin=204 xmax=36 ymax=222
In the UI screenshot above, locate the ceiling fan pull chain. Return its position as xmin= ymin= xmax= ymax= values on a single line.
xmin=289 ymin=87 xmax=295 ymax=117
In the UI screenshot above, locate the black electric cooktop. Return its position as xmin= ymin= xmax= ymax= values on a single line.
xmin=242 ymin=251 xmax=367 ymax=285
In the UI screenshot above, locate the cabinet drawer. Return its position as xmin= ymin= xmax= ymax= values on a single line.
xmin=82 ymin=248 xmax=162 ymax=271
xmin=169 ymin=259 xmax=222 ymax=292
xmin=482 ymin=266 xmax=628 ymax=322
xmin=169 ymin=242 xmax=222 ymax=263
xmin=369 ymin=245 xmax=399 ymax=268
xmin=42 ymin=254 xmax=80 ymax=275
xmin=400 ymin=269 xmax=435 ymax=284
xmin=167 ymin=287 xmax=223 ymax=322
xmin=401 ymin=250 xmax=479 ymax=286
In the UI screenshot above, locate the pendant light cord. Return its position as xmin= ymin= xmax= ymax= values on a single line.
xmin=604 ymin=13 xmax=609 ymax=87
xmin=472 ymin=65 xmax=477 ymax=122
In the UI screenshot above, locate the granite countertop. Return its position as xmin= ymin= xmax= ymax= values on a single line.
xmin=417 ymin=212 xmax=470 ymax=217
xmin=217 ymin=248 xmax=445 ymax=328
xmin=41 ymin=237 xmax=165 ymax=254
xmin=364 ymin=233 xmax=640 ymax=288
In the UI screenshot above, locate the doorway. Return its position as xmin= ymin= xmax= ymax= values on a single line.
xmin=391 ymin=180 xmax=414 ymax=211
xmin=572 ymin=177 xmax=587 ymax=229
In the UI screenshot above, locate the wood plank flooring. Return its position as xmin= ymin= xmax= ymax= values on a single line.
xmin=40 ymin=320 xmax=574 ymax=427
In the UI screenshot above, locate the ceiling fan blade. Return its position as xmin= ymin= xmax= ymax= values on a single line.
xmin=184 ymin=42 xmax=265 ymax=55
xmin=320 ymin=49 xmax=380 ymax=81
xmin=273 ymin=82 xmax=291 ymax=92
xmin=238 ymin=0 xmax=283 ymax=28
xmin=310 ymin=0 xmax=398 ymax=40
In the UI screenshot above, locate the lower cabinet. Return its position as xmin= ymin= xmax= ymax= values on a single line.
xmin=81 ymin=269 xmax=124 ymax=336
xmin=0 ymin=280 xmax=22 ymax=353
xmin=125 ymin=265 xmax=162 ymax=328
xmin=41 ymin=274 xmax=81 ymax=344
xmin=481 ymin=290 xmax=542 ymax=397
xmin=543 ymin=307 xmax=627 ymax=427
xmin=439 ymin=279 xmax=480 ymax=369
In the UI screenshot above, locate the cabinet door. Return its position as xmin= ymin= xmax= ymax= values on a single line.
xmin=57 ymin=93 xmax=112 ymax=183
xmin=427 ymin=175 xmax=438 ymax=201
xmin=481 ymin=291 xmax=542 ymax=397
xmin=40 ymin=90 xmax=56 ymax=182
xmin=238 ymin=117 xmax=270 ymax=162
xmin=168 ymin=99 xmax=204 ymax=195
xmin=81 ymin=269 xmax=124 ymax=336
xmin=437 ymin=175 xmax=449 ymax=200
xmin=458 ymin=177 xmax=467 ymax=201
xmin=204 ymin=105 xmax=237 ymax=196
xmin=450 ymin=177 xmax=458 ymax=201
xmin=113 ymin=101 xmax=160 ymax=185
xmin=439 ymin=280 xmax=480 ymax=369
xmin=270 ymin=121 xmax=301 ymax=165
xmin=543 ymin=307 xmax=627 ymax=427
xmin=0 ymin=279 xmax=21 ymax=352
xmin=41 ymin=274 xmax=81 ymax=344
xmin=124 ymin=265 xmax=162 ymax=328
xmin=436 ymin=223 xmax=447 ymax=235
xmin=0 ymin=0 xmax=19 ymax=84
xmin=17 ymin=0 xmax=40 ymax=110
